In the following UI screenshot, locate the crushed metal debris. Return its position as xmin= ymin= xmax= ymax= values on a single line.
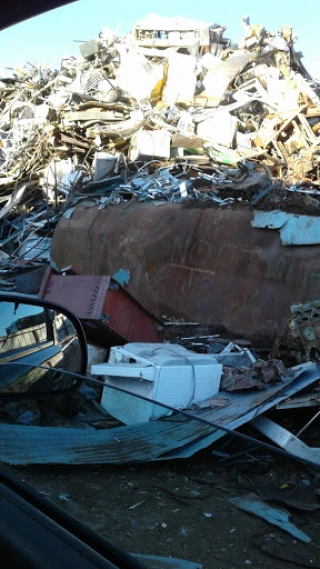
xmin=1 ymin=14 xmax=320 ymax=473
xmin=1 ymin=14 xmax=320 ymax=288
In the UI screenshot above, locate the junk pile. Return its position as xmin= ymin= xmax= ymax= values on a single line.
xmin=1 ymin=334 xmax=320 ymax=467
xmin=1 ymin=14 xmax=320 ymax=289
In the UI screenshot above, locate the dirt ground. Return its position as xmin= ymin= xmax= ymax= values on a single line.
xmin=3 ymin=442 xmax=320 ymax=569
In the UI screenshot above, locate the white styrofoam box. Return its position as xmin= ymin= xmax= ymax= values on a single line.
xmin=91 ymin=343 xmax=222 ymax=425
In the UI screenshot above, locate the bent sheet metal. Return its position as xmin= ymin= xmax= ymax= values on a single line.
xmin=0 ymin=362 xmax=319 ymax=466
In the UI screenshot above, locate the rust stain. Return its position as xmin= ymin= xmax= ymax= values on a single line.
xmin=51 ymin=203 xmax=320 ymax=346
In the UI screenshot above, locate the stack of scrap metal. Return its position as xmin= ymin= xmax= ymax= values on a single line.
xmin=1 ymin=14 xmax=320 ymax=289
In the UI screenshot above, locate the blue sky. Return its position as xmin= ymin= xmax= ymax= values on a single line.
xmin=0 ymin=0 xmax=319 ymax=78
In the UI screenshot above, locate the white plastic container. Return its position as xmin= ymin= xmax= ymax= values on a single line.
xmin=91 ymin=343 xmax=222 ymax=425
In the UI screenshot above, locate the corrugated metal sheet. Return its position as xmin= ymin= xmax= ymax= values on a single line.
xmin=160 ymin=362 xmax=320 ymax=459
xmin=0 ymin=417 xmax=213 ymax=465
xmin=51 ymin=204 xmax=320 ymax=346
xmin=0 ymin=363 xmax=318 ymax=465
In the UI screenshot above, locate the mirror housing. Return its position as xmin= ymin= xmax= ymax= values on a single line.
xmin=0 ymin=293 xmax=88 ymax=397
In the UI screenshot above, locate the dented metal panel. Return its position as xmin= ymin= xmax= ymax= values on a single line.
xmin=252 ymin=416 xmax=320 ymax=466
xmin=51 ymin=203 xmax=320 ymax=346
xmin=0 ymin=362 xmax=318 ymax=465
xmin=39 ymin=269 xmax=164 ymax=344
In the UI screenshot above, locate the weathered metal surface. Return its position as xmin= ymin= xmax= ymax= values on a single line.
xmin=251 ymin=210 xmax=292 ymax=230
xmin=0 ymin=362 xmax=318 ymax=465
xmin=252 ymin=416 xmax=320 ymax=466
xmin=160 ymin=362 xmax=320 ymax=460
xmin=229 ymin=494 xmax=311 ymax=544
xmin=39 ymin=269 xmax=163 ymax=344
xmin=51 ymin=203 xmax=320 ymax=345
xmin=252 ymin=210 xmax=320 ymax=246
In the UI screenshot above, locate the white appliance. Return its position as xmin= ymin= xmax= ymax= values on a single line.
xmin=91 ymin=343 xmax=222 ymax=425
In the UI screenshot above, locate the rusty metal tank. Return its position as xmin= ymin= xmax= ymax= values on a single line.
xmin=51 ymin=202 xmax=320 ymax=346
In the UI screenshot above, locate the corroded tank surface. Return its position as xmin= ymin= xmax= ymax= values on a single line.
xmin=51 ymin=202 xmax=320 ymax=345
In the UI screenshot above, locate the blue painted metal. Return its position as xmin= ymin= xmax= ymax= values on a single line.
xmin=251 ymin=210 xmax=289 ymax=229
xmin=0 ymin=363 xmax=319 ymax=465
xmin=229 ymin=494 xmax=311 ymax=543
xmin=112 ymin=268 xmax=131 ymax=286
xmin=280 ymin=216 xmax=320 ymax=246
xmin=252 ymin=211 xmax=320 ymax=246
xmin=160 ymin=362 xmax=320 ymax=460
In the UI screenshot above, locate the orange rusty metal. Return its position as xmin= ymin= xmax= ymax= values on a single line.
xmin=39 ymin=268 xmax=164 ymax=345
xmin=51 ymin=202 xmax=320 ymax=346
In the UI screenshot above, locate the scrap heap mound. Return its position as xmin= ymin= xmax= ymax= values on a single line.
xmin=0 ymin=14 xmax=320 ymax=283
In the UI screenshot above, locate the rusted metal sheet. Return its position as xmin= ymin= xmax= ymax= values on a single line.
xmin=38 ymin=269 xmax=163 ymax=344
xmin=0 ymin=362 xmax=318 ymax=465
xmin=51 ymin=203 xmax=320 ymax=345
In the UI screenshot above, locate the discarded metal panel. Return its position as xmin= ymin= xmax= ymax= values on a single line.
xmin=277 ymin=391 xmax=320 ymax=409
xmin=252 ymin=211 xmax=320 ymax=246
xmin=0 ymin=414 xmax=216 ymax=465
xmin=14 ymin=266 xmax=48 ymax=294
xmin=160 ymin=362 xmax=320 ymax=459
xmin=229 ymin=494 xmax=311 ymax=543
xmin=39 ymin=269 xmax=164 ymax=345
xmin=251 ymin=210 xmax=292 ymax=230
xmin=252 ymin=416 xmax=320 ymax=466
xmin=0 ymin=361 xmax=318 ymax=465
xmin=52 ymin=204 xmax=320 ymax=346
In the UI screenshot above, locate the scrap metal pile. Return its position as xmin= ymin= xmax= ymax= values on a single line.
xmin=1 ymin=14 xmax=320 ymax=286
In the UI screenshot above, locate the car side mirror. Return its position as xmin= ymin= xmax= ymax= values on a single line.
xmin=0 ymin=293 xmax=88 ymax=397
